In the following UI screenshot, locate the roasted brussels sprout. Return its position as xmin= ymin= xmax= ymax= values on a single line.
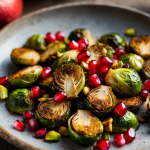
xmin=86 ymin=85 xmax=117 ymax=115
xmin=144 ymin=93 xmax=150 ymax=113
xmin=6 ymin=89 xmax=35 ymax=114
xmin=40 ymin=40 xmax=66 ymax=64
xmin=68 ymin=110 xmax=103 ymax=145
xmin=53 ymin=63 xmax=85 ymax=99
xmin=11 ymin=48 xmax=41 ymax=66
xmin=51 ymin=50 xmax=79 ymax=71
xmin=36 ymin=99 xmax=71 ymax=128
xmin=98 ymin=33 xmax=125 ymax=49
xmin=25 ymin=34 xmax=46 ymax=50
xmin=68 ymin=29 xmax=95 ymax=46
xmin=129 ymin=36 xmax=150 ymax=58
xmin=105 ymin=68 xmax=142 ymax=96
xmin=112 ymin=110 xmax=140 ymax=133
xmin=142 ymin=60 xmax=150 ymax=79
xmin=119 ymin=54 xmax=144 ymax=72
xmin=8 ymin=65 xmax=43 ymax=87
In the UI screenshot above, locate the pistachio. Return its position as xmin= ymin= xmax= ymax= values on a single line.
xmin=42 ymin=94 xmax=50 ymax=98
xmin=102 ymin=132 xmax=110 ymax=141
xmin=125 ymin=28 xmax=136 ymax=36
xmin=38 ymin=98 xmax=53 ymax=102
xmin=0 ymin=85 xmax=8 ymax=100
xmin=58 ymin=126 xmax=69 ymax=136
xmin=112 ymin=61 xmax=123 ymax=69
xmin=80 ymin=61 xmax=89 ymax=71
xmin=45 ymin=131 xmax=61 ymax=141
xmin=137 ymin=116 xmax=147 ymax=123
xmin=102 ymin=117 xmax=113 ymax=132
xmin=83 ymin=86 xmax=90 ymax=95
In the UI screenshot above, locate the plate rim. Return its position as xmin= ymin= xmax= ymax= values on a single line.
xmin=0 ymin=2 xmax=150 ymax=150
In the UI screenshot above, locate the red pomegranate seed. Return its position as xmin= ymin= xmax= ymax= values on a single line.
xmin=142 ymin=79 xmax=150 ymax=90
xmin=0 ymin=76 xmax=8 ymax=87
xmin=53 ymin=91 xmax=67 ymax=103
xmin=112 ymin=55 xmax=118 ymax=63
xmin=77 ymin=38 xmax=89 ymax=47
xmin=140 ymin=90 xmax=149 ymax=100
xmin=31 ymin=86 xmax=42 ymax=99
xmin=35 ymin=128 xmax=47 ymax=139
xmin=78 ymin=43 xmax=87 ymax=51
xmin=23 ymin=111 xmax=35 ymax=122
xmin=114 ymin=48 xmax=126 ymax=58
xmin=77 ymin=50 xmax=90 ymax=62
xmin=88 ymin=74 xmax=101 ymax=87
xmin=96 ymin=139 xmax=111 ymax=150
xmin=113 ymin=102 xmax=127 ymax=117
xmin=55 ymin=31 xmax=65 ymax=41
xmin=125 ymin=128 xmax=136 ymax=142
xmin=45 ymin=32 xmax=56 ymax=43
xmin=88 ymin=60 xmax=98 ymax=75
xmin=41 ymin=66 xmax=52 ymax=78
xmin=67 ymin=40 xmax=79 ymax=50
xmin=98 ymin=67 xmax=109 ymax=77
xmin=93 ymin=146 xmax=100 ymax=150
xmin=28 ymin=118 xmax=39 ymax=131
xmin=98 ymin=57 xmax=112 ymax=68
xmin=113 ymin=134 xmax=126 ymax=146
xmin=13 ymin=120 xmax=25 ymax=132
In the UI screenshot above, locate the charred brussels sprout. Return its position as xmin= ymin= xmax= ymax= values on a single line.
xmin=105 ymin=68 xmax=142 ymax=96
xmin=98 ymin=33 xmax=125 ymax=49
xmin=11 ymin=48 xmax=40 ymax=66
xmin=68 ymin=110 xmax=103 ymax=145
xmin=144 ymin=93 xmax=150 ymax=113
xmin=25 ymin=34 xmax=46 ymax=50
xmin=8 ymin=65 xmax=43 ymax=87
xmin=112 ymin=110 xmax=139 ymax=133
xmin=53 ymin=63 xmax=85 ymax=99
xmin=86 ymin=85 xmax=117 ymax=115
xmin=36 ymin=99 xmax=71 ymax=128
xmin=129 ymin=36 xmax=150 ymax=58
xmin=6 ymin=89 xmax=35 ymax=114
xmin=142 ymin=60 xmax=150 ymax=79
xmin=68 ymin=29 xmax=95 ymax=46
xmin=119 ymin=54 xmax=144 ymax=72
xmin=40 ymin=40 xmax=66 ymax=64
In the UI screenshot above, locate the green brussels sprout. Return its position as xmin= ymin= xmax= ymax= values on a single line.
xmin=98 ymin=33 xmax=125 ymax=49
xmin=105 ymin=68 xmax=142 ymax=96
xmin=142 ymin=60 xmax=150 ymax=79
xmin=11 ymin=48 xmax=41 ymax=66
xmin=51 ymin=50 xmax=79 ymax=71
xmin=68 ymin=110 xmax=103 ymax=145
xmin=86 ymin=85 xmax=117 ymax=115
xmin=8 ymin=65 xmax=43 ymax=87
xmin=112 ymin=110 xmax=140 ymax=133
xmin=68 ymin=29 xmax=95 ymax=46
xmin=144 ymin=93 xmax=150 ymax=113
xmin=129 ymin=36 xmax=150 ymax=58
xmin=119 ymin=53 xmax=144 ymax=72
xmin=6 ymin=89 xmax=35 ymax=114
xmin=53 ymin=63 xmax=85 ymax=99
xmin=36 ymin=99 xmax=71 ymax=128
xmin=40 ymin=40 xmax=66 ymax=64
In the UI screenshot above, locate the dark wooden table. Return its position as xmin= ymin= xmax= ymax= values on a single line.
xmin=1 ymin=0 xmax=150 ymax=149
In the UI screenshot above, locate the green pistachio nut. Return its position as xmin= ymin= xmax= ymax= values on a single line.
xmin=125 ymin=28 xmax=136 ymax=36
xmin=0 ymin=85 xmax=8 ymax=100
xmin=102 ymin=132 xmax=110 ymax=141
xmin=45 ymin=131 xmax=61 ymax=141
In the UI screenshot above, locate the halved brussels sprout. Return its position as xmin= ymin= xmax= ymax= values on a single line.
xmin=105 ymin=68 xmax=142 ymax=96
xmin=98 ymin=33 xmax=125 ymax=49
xmin=25 ymin=34 xmax=46 ymax=50
xmin=112 ymin=110 xmax=140 ymax=133
xmin=68 ymin=29 xmax=95 ymax=46
xmin=144 ymin=93 xmax=150 ymax=113
xmin=68 ymin=110 xmax=103 ymax=145
xmin=119 ymin=53 xmax=144 ymax=72
xmin=6 ymin=89 xmax=35 ymax=114
xmin=8 ymin=65 xmax=43 ymax=87
xmin=51 ymin=50 xmax=79 ymax=71
xmin=53 ymin=63 xmax=85 ymax=99
xmin=129 ymin=36 xmax=150 ymax=58
xmin=36 ymin=99 xmax=71 ymax=128
xmin=86 ymin=85 xmax=117 ymax=115
xmin=142 ymin=60 xmax=150 ymax=79
xmin=11 ymin=48 xmax=41 ymax=66
xmin=40 ymin=40 xmax=66 ymax=64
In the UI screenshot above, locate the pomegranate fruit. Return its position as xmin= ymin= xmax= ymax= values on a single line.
xmin=140 ymin=90 xmax=149 ymax=100
xmin=77 ymin=38 xmax=89 ymax=47
xmin=13 ymin=120 xmax=25 ymax=132
xmin=77 ymin=50 xmax=90 ymax=62
xmin=124 ymin=128 xmax=136 ymax=142
xmin=88 ymin=74 xmax=101 ymax=87
xmin=41 ymin=66 xmax=52 ymax=78
xmin=88 ymin=60 xmax=98 ymax=75
xmin=96 ymin=139 xmax=111 ymax=150
xmin=28 ymin=118 xmax=39 ymax=131
xmin=35 ymin=128 xmax=47 ymax=139
xmin=98 ymin=57 xmax=112 ymax=68
xmin=31 ymin=86 xmax=42 ymax=99
xmin=113 ymin=134 xmax=126 ymax=146
xmin=78 ymin=43 xmax=87 ymax=51
xmin=142 ymin=79 xmax=150 ymax=90
xmin=45 ymin=32 xmax=56 ymax=43
xmin=67 ymin=40 xmax=79 ymax=50
xmin=114 ymin=48 xmax=126 ymax=58
xmin=23 ymin=111 xmax=35 ymax=122
xmin=53 ymin=91 xmax=67 ymax=103
xmin=55 ymin=31 xmax=65 ymax=41
xmin=0 ymin=76 xmax=8 ymax=87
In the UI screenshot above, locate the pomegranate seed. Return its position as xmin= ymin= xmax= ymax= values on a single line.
xmin=55 ymin=31 xmax=65 ymax=41
xmin=98 ymin=67 xmax=109 ymax=77
xmin=78 ymin=43 xmax=87 ymax=51
xmin=112 ymin=55 xmax=118 ymax=63
xmin=67 ymin=40 xmax=79 ymax=50
xmin=31 ymin=86 xmax=42 ymax=99
xmin=140 ymin=90 xmax=149 ymax=100
xmin=35 ymin=128 xmax=47 ymax=139
xmin=77 ymin=50 xmax=90 ymax=62
xmin=23 ymin=111 xmax=35 ymax=122
xmin=77 ymin=38 xmax=89 ymax=47
xmin=113 ymin=134 xmax=126 ymax=146
xmin=41 ymin=66 xmax=52 ymax=78
xmin=88 ymin=74 xmax=101 ymax=87
xmin=96 ymin=139 xmax=111 ymax=150
xmin=93 ymin=146 xmax=100 ymax=150
xmin=45 ymin=32 xmax=56 ymax=43
xmin=88 ymin=60 xmax=98 ymax=75
xmin=0 ymin=76 xmax=8 ymax=87
xmin=142 ymin=79 xmax=150 ymax=90
xmin=114 ymin=48 xmax=126 ymax=58
xmin=28 ymin=118 xmax=39 ymax=131
xmin=13 ymin=120 xmax=25 ymax=132
xmin=98 ymin=57 xmax=112 ymax=68
xmin=53 ymin=91 xmax=67 ymax=103
xmin=125 ymin=128 xmax=136 ymax=142
xmin=113 ymin=102 xmax=127 ymax=117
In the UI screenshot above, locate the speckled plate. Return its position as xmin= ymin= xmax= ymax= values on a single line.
xmin=0 ymin=2 xmax=150 ymax=150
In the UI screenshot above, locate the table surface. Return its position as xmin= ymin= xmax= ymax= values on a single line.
xmin=1 ymin=0 xmax=150 ymax=149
